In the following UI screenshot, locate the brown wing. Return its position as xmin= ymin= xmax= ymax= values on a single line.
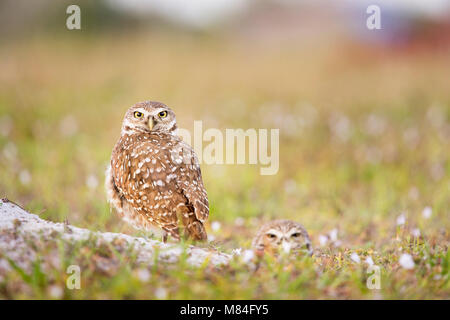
xmin=175 ymin=140 xmax=209 ymax=223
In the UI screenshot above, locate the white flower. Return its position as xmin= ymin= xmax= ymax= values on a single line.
xmin=137 ymin=268 xmax=151 ymax=282
xmin=207 ymin=234 xmax=215 ymax=242
xmin=234 ymin=217 xmax=245 ymax=226
xmin=231 ymin=248 xmax=242 ymax=256
xmin=48 ymin=285 xmax=63 ymax=299
xmin=350 ymin=252 xmax=360 ymax=263
xmin=365 ymin=114 xmax=386 ymax=136
xmin=86 ymin=174 xmax=98 ymax=190
xmin=329 ymin=228 xmax=338 ymax=242
xmin=396 ymin=213 xmax=406 ymax=226
xmin=422 ymin=206 xmax=432 ymax=219
xmin=19 ymin=170 xmax=31 ymax=185
xmin=211 ymin=221 xmax=221 ymax=232
xmin=411 ymin=228 xmax=421 ymax=238
xmin=399 ymin=253 xmax=415 ymax=269
xmin=154 ymin=287 xmax=168 ymax=299
xmin=3 ymin=142 xmax=17 ymax=161
xmin=329 ymin=113 xmax=352 ymax=142
xmin=242 ymin=250 xmax=255 ymax=263
xmin=318 ymin=235 xmax=328 ymax=246
xmin=365 ymin=256 xmax=374 ymax=266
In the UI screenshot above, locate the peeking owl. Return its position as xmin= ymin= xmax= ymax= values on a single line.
xmin=252 ymin=220 xmax=313 ymax=256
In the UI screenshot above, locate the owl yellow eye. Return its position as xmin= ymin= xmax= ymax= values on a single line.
xmin=266 ymin=233 xmax=277 ymax=239
xmin=134 ymin=111 xmax=143 ymax=118
xmin=158 ymin=111 xmax=168 ymax=118
xmin=291 ymin=232 xmax=301 ymax=238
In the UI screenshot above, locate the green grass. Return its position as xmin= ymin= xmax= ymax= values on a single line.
xmin=0 ymin=31 xmax=449 ymax=299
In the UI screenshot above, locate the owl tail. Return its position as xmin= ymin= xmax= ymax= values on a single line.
xmin=185 ymin=219 xmax=208 ymax=241
xmin=176 ymin=205 xmax=208 ymax=241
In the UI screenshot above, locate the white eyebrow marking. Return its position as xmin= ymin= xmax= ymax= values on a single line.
xmin=266 ymin=229 xmax=283 ymax=238
xmin=287 ymin=229 xmax=303 ymax=237
xmin=152 ymin=108 xmax=167 ymax=115
xmin=132 ymin=108 xmax=148 ymax=116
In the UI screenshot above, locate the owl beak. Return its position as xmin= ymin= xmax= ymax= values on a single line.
xmin=148 ymin=117 xmax=155 ymax=130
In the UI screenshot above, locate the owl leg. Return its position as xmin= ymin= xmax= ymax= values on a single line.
xmin=185 ymin=220 xmax=207 ymax=241
xmin=162 ymin=226 xmax=180 ymax=243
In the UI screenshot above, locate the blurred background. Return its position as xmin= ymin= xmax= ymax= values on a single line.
xmin=0 ymin=0 xmax=449 ymax=249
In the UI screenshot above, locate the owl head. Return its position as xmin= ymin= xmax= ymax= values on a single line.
xmin=121 ymin=101 xmax=177 ymax=135
xmin=252 ymin=220 xmax=313 ymax=256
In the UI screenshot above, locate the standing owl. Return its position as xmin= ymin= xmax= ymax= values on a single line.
xmin=252 ymin=220 xmax=312 ymax=256
xmin=105 ymin=101 xmax=209 ymax=242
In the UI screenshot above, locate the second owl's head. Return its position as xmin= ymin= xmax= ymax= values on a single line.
xmin=121 ymin=101 xmax=177 ymax=135
xmin=253 ymin=220 xmax=313 ymax=257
